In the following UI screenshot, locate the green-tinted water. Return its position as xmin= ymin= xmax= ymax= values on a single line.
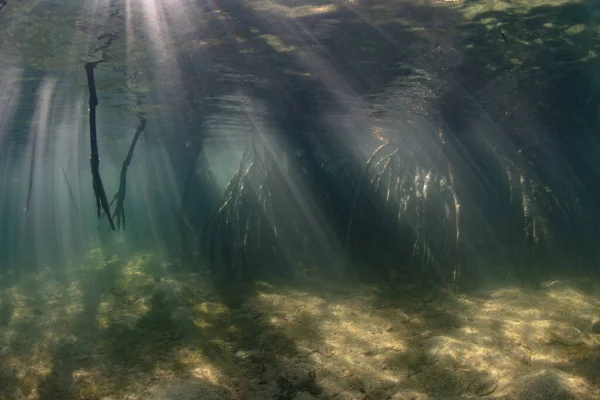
xmin=1 ymin=0 xmax=600 ymax=398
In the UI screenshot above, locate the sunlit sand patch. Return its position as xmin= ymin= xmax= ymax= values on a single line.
xmin=2 ymin=251 xmax=600 ymax=399
xmin=309 ymin=4 xmax=337 ymax=14
xmin=259 ymin=34 xmax=296 ymax=52
xmin=250 ymin=0 xmax=338 ymax=18
xmin=249 ymin=278 xmax=600 ymax=398
xmin=456 ymin=0 xmax=583 ymax=20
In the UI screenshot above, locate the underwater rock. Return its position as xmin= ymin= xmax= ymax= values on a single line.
xmin=549 ymin=326 xmax=585 ymax=346
xmin=295 ymin=371 xmax=323 ymax=395
xmin=505 ymin=369 xmax=585 ymax=400
xmin=234 ymin=349 xmax=260 ymax=362
xmin=170 ymin=306 xmax=193 ymax=331
xmin=466 ymin=374 xmax=498 ymax=397
xmin=592 ymin=321 xmax=600 ymax=334
xmin=132 ymin=296 xmax=150 ymax=314
xmin=151 ymin=281 xmax=180 ymax=308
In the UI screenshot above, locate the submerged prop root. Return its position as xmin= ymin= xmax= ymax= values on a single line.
xmin=85 ymin=61 xmax=115 ymax=231
xmin=204 ymin=143 xmax=282 ymax=276
xmin=344 ymin=142 xmax=398 ymax=265
xmin=110 ymin=114 xmax=147 ymax=231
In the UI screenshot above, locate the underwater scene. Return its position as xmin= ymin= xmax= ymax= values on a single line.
xmin=1 ymin=0 xmax=600 ymax=398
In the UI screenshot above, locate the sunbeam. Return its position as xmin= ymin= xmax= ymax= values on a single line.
xmin=1 ymin=0 xmax=600 ymax=398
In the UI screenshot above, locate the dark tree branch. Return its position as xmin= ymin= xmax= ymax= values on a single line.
xmin=85 ymin=61 xmax=115 ymax=231
xmin=110 ymin=114 xmax=146 ymax=231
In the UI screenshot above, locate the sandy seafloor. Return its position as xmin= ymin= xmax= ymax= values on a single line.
xmin=1 ymin=247 xmax=600 ymax=400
